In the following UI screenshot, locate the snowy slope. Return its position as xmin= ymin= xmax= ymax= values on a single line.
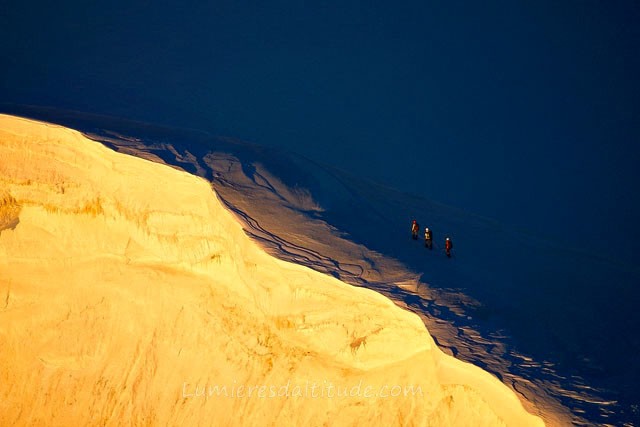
xmin=2 ymin=106 xmax=638 ymax=425
xmin=206 ymin=152 xmax=639 ymax=426
xmin=0 ymin=115 xmax=547 ymax=426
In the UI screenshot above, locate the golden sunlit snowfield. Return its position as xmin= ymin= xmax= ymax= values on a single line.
xmin=0 ymin=115 xmax=543 ymax=426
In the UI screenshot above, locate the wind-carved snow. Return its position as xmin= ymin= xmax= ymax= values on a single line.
xmin=0 ymin=115 xmax=545 ymax=426
xmin=3 ymin=106 xmax=637 ymax=426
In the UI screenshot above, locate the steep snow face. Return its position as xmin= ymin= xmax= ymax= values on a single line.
xmin=0 ymin=115 xmax=543 ymax=426
xmin=72 ymin=123 xmax=627 ymax=425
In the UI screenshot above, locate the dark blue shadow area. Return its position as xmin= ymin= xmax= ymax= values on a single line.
xmin=3 ymin=1 xmax=639 ymax=269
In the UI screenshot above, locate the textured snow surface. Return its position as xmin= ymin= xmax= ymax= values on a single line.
xmin=0 ymin=115 xmax=543 ymax=426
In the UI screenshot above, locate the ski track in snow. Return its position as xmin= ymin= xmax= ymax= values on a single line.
xmin=2 ymin=106 xmax=637 ymax=426
xmin=221 ymin=197 xmax=366 ymax=280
